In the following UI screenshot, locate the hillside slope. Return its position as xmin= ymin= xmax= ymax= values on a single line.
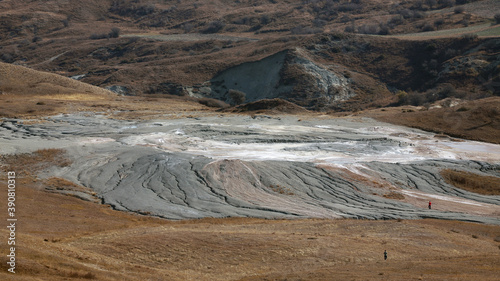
xmin=0 ymin=0 xmax=498 ymax=111
xmin=0 ymin=62 xmax=209 ymax=118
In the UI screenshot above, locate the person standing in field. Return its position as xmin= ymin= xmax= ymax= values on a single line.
xmin=428 ymin=201 xmax=432 ymax=209
xmin=384 ymin=250 xmax=387 ymax=260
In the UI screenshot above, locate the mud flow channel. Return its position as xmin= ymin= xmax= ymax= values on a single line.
xmin=1 ymin=113 xmax=499 ymax=223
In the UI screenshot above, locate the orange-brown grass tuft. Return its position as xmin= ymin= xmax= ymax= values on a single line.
xmin=441 ymin=169 xmax=500 ymax=195
xmin=383 ymin=191 xmax=406 ymax=200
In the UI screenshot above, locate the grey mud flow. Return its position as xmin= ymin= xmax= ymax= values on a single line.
xmin=1 ymin=113 xmax=499 ymax=224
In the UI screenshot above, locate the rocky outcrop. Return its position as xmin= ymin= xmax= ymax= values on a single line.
xmin=195 ymin=49 xmax=355 ymax=109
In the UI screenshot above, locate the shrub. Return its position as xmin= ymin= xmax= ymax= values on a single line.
xmin=438 ymin=0 xmax=455 ymax=8
xmin=379 ymin=24 xmax=390 ymax=35
xmin=90 ymin=28 xmax=120 ymax=40
xmin=444 ymin=48 xmax=458 ymax=59
xmin=426 ymin=0 xmax=437 ymax=9
xmin=422 ymin=23 xmax=435 ymax=32
xmin=338 ymin=3 xmax=361 ymax=12
xmin=357 ymin=24 xmax=379 ymax=35
xmin=109 ymin=27 xmax=121 ymax=38
xmin=396 ymin=90 xmax=408 ymax=104
xmin=398 ymin=9 xmax=414 ymax=19
xmin=454 ymin=7 xmax=465 ymax=14
xmin=182 ymin=23 xmax=194 ymax=33
xmin=228 ymin=89 xmax=246 ymax=105
xmin=0 ymin=53 xmax=14 ymax=63
xmin=461 ymin=33 xmax=478 ymax=41
xmin=434 ymin=18 xmax=445 ymax=28
xmin=260 ymin=14 xmax=271 ymax=25
xmin=437 ymin=84 xmax=457 ymax=99
xmin=495 ymin=13 xmax=500 ymax=24
xmin=388 ymin=15 xmax=405 ymax=27
xmin=198 ymin=98 xmax=230 ymax=108
xmin=202 ymin=20 xmax=225 ymax=34
xmin=110 ymin=1 xmax=155 ymax=17
xmin=344 ymin=25 xmax=355 ymax=33
xmin=407 ymin=92 xmax=425 ymax=106
xmin=90 ymin=33 xmax=109 ymax=40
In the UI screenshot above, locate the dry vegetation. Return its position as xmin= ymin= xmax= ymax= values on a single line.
xmin=0 ymin=62 xmax=216 ymax=119
xmin=1 ymin=178 xmax=500 ymax=281
xmin=441 ymin=169 xmax=500 ymax=195
xmin=0 ymin=0 xmax=498 ymax=106
xmin=0 ymin=2 xmax=499 ymax=279
xmin=0 ymin=148 xmax=70 ymax=177
xmin=366 ymin=96 xmax=500 ymax=143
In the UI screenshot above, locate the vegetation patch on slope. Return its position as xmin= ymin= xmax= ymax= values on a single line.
xmin=371 ymin=97 xmax=500 ymax=144
xmin=441 ymin=169 xmax=500 ymax=195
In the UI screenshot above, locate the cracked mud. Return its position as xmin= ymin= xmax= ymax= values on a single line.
xmin=1 ymin=113 xmax=499 ymax=223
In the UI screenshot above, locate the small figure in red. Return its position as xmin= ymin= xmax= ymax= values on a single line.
xmin=428 ymin=201 xmax=432 ymax=209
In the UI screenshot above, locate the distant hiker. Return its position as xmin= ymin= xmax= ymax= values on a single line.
xmin=428 ymin=201 xmax=432 ymax=209
xmin=384 ymin=250 xmax=387 ymax=260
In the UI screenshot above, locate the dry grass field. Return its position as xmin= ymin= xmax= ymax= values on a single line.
xmin=441 ymin=169 xmax=500 ymax=196
xmin=1 ymin=178 xmax=499 ymax=281
xmin=0 ymin=62 xmax=214 ymax=119
xmin=365 ymin=96 xmax=500 ymax=144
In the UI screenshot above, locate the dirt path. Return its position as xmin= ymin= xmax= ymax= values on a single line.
xmin=122 ymin=32 xmax=259 ymax=42
xmin=389 ymin=23 xmax=500 ymax=40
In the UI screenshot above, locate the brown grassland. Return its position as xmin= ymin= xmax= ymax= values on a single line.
xmin=365 ymin=97 xmax=500 ymax=144
xmin=1 ymin=1 xmax=500 ymax=279
xmin=1 ymin=176 xmax=500 ymax=281
xmin=441 ymin=169 xmax=500 ymax=196
xmin=0 ymin=145 xmax=499 ymax=280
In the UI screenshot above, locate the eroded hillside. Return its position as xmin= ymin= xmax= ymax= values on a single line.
xmin=0 ymin=0 xmax=499 ymax=112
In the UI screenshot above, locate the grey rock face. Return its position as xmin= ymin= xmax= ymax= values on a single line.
xmin=202 ymin=49 xmax=354 ymax=107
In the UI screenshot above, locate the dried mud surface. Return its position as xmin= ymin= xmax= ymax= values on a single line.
xmin=1 ymin=113 xmax=499 ymax=224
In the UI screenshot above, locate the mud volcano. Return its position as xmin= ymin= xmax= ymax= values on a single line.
xmin=1 ymin=114 xmax=499 ymax=223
